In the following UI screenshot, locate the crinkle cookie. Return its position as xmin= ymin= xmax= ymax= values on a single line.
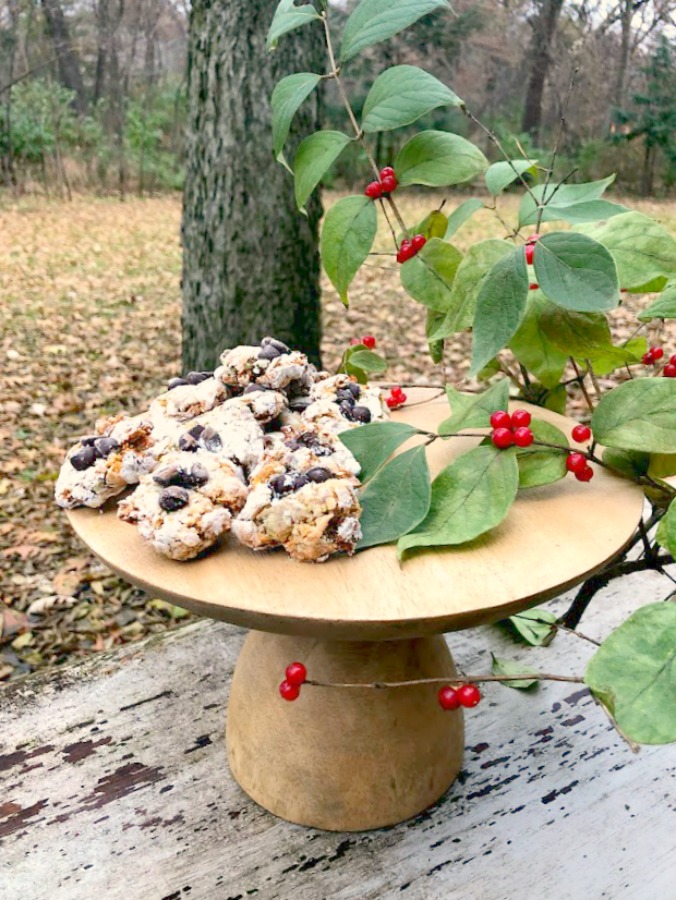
xmin=117 ymin=451 xmax=247 ymax=560
xmin=302 ymin=374 xmax=387 ymax=434
xmin=218 ymin=337 xmax=311 ymax=391
xmin=55 ymin=414 xmax=159 ymax=509
xmin=149 ymin=371 xmax=229 ymax=423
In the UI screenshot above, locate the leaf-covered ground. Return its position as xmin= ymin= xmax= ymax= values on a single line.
xmin=1 ymin=191 xmax=675 ymax=679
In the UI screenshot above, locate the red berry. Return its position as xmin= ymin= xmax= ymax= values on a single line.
xmin=652 ymin=347 xmax=664 ymax=360
xmin=529 ymin=283 xmax=539 ymax=290
xmin=669 ymin=355 xmax=676 ymax=366
xmin=349 ymin=337 xmax=360 ymax=346
xmin=642 ymin=350 xmax=656 ymax=365
xmin=664 ymin=364 xmax=676 ymax=378
xmin=513 ymin=426 xmax=534 ymax=448
xmin=381 ymin=174 xmax=398 ymax=193
xmin=362 ymin=335 xmax=376 ymax=350
xmin=364 ymin=181 xmax=382 ymax=199
xmin=575 ymin=465 xmax=594 ymax=483
xmin=572 ymin=424 xmax=592 ymax=443
xmin=457 ymin=684 xmax=481 ymax=708
xmin=526 ymin=233 xmax=541 ymax=244
xmin=411 ymin=233 xmax=427 ymax=253
xmin=510 ymin=409 xmax=532 ymax=428
xmin=490 ymin=410 xmax=511 ymax=429
xmin=386 ymin=395 xmax=406 ymax=409
xmin=491 ymin=427 xmax=514 ymax=449
xmin=279 ymin=680 xmax=300 ymax=701
xmin=566 ymin=452 xmax=587 ymax=474
xmin=379 ymin=166 xmax=395 ymax=179
xmin=525 ymin=244 xmax=535 ymax=265
xmin=390 ymin=385 xmax=405 ymax=399
xmin=396 ymin=239 xmax=414 ymax=264
xmin=438 ymin=686 xmax=461 ymax=710
xmin=285 ymin=662 xmax=307 ymax=686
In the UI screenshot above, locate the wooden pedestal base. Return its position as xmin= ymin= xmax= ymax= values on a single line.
xmin=226 ymin=631 xmax=464 ymax=832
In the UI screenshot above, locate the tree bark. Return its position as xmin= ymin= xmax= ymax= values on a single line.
xmin=181 ymin=0 xmax=324 ymax=371
xmin=40 ymin=0 xmax=88 ymax=114
xmin=521 ymin=0 xmax=564 ymax=142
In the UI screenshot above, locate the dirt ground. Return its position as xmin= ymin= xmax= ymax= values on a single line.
xmin=1 ymin=190 xmax=675 ymax=678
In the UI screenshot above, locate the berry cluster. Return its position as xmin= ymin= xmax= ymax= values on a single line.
xmin=524 ymin=232 xmax=541 ymax=266
xmin=364 ymin=166 xmax=398 ymax=200
xmin=349 ymin=334 xmax=376 ymax=349
xmin=642 ymin=346 xmax=664 ymax=365
xmin=386 ymin=386 xmax=407 ymax=409
xmin=489 ymin=409 xmax=534 ymax=449
xmin=396 ymin=234 xmax=426 ymax=263
xmin=566 ymin=451 xmax=594 ymax=482
xmin=438 ymin=683 xmax=481 ymax=710
xmin=279 ymin=661 xmax=307 ymax=701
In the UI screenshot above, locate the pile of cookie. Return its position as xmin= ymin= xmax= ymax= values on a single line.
xmin=56 ymin=338 xmax=388 ymax=562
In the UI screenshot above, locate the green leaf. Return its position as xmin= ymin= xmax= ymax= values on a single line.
xmin=294 ymin=131 xmax=351 ymax=210
xmin=321 ymin=195 xmax=377 ymax=306
xmin=438 ymin=380 xmax=509 ymax=435
xmin=271 ymin=72 xmax=321 ymax=168
xmin=581 ymin=212 xmax=676 ymax=291
xmin=397 ymin=444 xmax=519 ymax=556
xmin=591 ymin=377 xmax=676 ymax=453
xmin=521 ymin=199 xmax=629 ymax=226
xmin=602 ymin=448 xmax=651 ymax=479
xmin=358 ymin=446 xmax=431 ymax=549
xmin=506 ymin=608 xmax=556 ymax=646
xmin=491 ymin=654 xmax=539 ymax=689
xmin=470 ymin=247 xmax=529 ymax=376
xmin=655 ymin=499 xmax=676 ymax=557
xmin=508 ymin=293 xmax=568 ymax=389
xmin=426 ymin=310 xmax=445 ymax=363
xmin=267 ymin=0 xmax=321 ymax=50
xmin=347 ymin=349 xmax=387 ymax=373
xmin=518 ymin=175 xmax=616 ymax=227
xmin=400 ymin=238 xmax=463 ymax=312
xmin=361 ymin=65 xmax=462 ymax=133
xmin=485 ymin=159 xmax=536 ymax=196
xmin=340 ymin=0 xmax=449 ymax=63
xmin=533 ymin=232 xmax=620 ymax=313
xmin=339 ymin=421 xmax=422 ymax=483
xmin=429 ymin=239 xmax=513 ymax=339
xmin=638 ymin=278 xmax=676 ymax=321
xmin=516 ymin=419 xmax=568 ymax=489
xmin=415 ymin=210 xmax=448 ymax=240
xmin=627 ymin=276 xmax=669 ymax=295
xmin=394 ymin=131 xmax=488 ymax=188
xmin=537 ymin=302 xmax=621 ymax=364
xmin=444 ymin=197 xmax=484 ymax=239
xmin=585 ymin=602 xmax=676 ymax=744
xmin=584 ymin=336 xmax=646 ymax=376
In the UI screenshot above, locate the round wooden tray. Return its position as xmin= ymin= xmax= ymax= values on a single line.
xmin=68 ymin=389 xmax=644 ymax=641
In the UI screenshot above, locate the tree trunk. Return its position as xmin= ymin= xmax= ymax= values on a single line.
xmin=521 ymin=0 xmax=564 ymax=142
xmin=40 ymin=0 xmax=88 ymax=114
xmin=181 ymin=0 xmax=324 ymax=371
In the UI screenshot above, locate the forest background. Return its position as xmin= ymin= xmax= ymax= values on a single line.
xmin=1 ymin=0 xmax=676 ymax=198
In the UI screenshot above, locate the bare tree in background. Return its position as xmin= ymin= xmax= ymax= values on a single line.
xmin=521 ymin=0 xmax=565 ymax=141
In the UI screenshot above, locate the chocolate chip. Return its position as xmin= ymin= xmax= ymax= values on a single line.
xmin=351 ymin=405 xmax=372 ymax=423
xmin=168 ymin=377 xmax=188 ymax=390
xmin=291 ymin=473 xmax=310 ymax=490
xmin=299 ymin=432 xmax=319 ymax=447
xmin=289 ymin=397 xmax=311 ymax=411
xmin=182 ymin=462 xmax=209 ymax=487
xmin=153 ymin=464 xmax=181 ymax=487
xmin=201 ymin=426 xmax=222 ymax=452
xmin=269 ymin=473 xmax=295 ymax=496
xmin=93 ymin=437 xmax=119 ymax=458
xmin=188 ymin=423 xmax=205 ymax=439
xmin=80 ymin=435 xmax=98 ymax=446
xmin=306 ymin=467 xmax=332 ymax=483
xmin=258 ymin=344 xmax=282 ymax=361
xmin=185 ymin=371 xmax=212 ymax=385
xmin=346 ymin=382 xmax=361 ymax=399
xmin=262 ymin=337 xmax=290 ymax=354
xmin=178 ymin=433 xmax=199 ymax=452
xmin=159 ymin=486 xmax=190 ymax=512
xmin=243 ymin=383 xmax=272 ymax=394
xmin=336 ymin=389 xmax=356 ymax=404
xmin=285 ymin=439 xmax=301 ymax=451
xmin=71 ymin=445 xmax=97 ymax=470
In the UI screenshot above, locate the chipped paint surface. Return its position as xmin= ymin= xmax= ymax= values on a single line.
xmin=1 ymin=585 xmax=675 ymax=900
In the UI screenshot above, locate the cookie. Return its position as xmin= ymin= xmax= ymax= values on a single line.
xmin=218 ymin=337 xmax=311 ymax=391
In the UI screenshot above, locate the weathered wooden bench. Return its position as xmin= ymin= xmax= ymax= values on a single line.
xmin=2 ymin=577 xmax=674 ymax=900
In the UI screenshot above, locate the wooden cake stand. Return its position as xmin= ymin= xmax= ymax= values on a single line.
xmin=68 ymin=390 xmax=644 ymax=832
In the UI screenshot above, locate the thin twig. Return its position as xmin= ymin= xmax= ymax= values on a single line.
xmin=584 ymin=359 xmax=603 ymax=401
xmin=305 ymin=673 xmax=584 ymax=689
xmin=592 ymin=695 xmax=641 ymax=754
xmin=535 ymin=68 xmax=578 ymax=232
xmin=569 ymin=358 xmax=595 ymax=412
